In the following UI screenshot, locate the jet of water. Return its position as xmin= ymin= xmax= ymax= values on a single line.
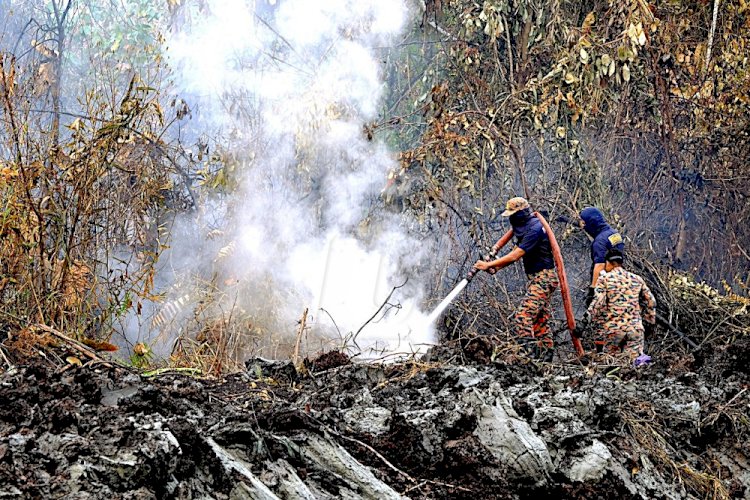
xmin=426 ymin=279 xmax=468 ymax=325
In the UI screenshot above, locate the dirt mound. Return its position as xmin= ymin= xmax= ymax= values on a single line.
xmin=0 ymin=343 xmax=748 ymax=499
xmin=308 ymin=350 xmax=351 ymax=372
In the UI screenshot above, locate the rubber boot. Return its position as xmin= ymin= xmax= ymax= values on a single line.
xmin=518 ymin=337 xmax=537 ymax=358
xmin=539 ymin=347 xmax=555 ymax=362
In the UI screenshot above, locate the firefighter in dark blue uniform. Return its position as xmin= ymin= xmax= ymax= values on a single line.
xmin=474 ymin=197 xmax=558 ymax=360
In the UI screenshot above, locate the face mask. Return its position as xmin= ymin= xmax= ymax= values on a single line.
xmin=509 ymin=208 xmax=530 ymax=227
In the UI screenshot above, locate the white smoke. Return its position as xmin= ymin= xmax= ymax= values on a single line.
xmin=142 ymin=0 xmax=436 ymax=359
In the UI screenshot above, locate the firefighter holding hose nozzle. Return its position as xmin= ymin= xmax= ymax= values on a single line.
xmin=473 ymin=197 xmax=558 ymax=361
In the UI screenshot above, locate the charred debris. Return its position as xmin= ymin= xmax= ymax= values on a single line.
xmin=0 ymin=318 xmax=748 ymax=499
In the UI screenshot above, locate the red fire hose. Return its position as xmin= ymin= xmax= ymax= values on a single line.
xmin=536 ymin=212 xmax=584 ymax=356
xmin=490 ymin=228 xmax=514 ymax=255
xmin=490 ymin=216 xmax=584 ymax=357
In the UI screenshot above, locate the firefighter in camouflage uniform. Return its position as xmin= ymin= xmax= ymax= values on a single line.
xmin=474 ymin=197 xmax=558 ymax=361
xmin=587 ymin=248 xmax=656 ymax=358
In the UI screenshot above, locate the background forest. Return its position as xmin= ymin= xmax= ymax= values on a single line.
xmin=0 ymin=0 xmax=748 ymax=370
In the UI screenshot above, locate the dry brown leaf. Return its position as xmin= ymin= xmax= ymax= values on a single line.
xmin=66 ymin=356 xmax=82 ymax=366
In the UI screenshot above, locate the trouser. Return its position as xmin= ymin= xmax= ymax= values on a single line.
xmin=515 ymin=268 xmax=559 ymax=349
xmin=607 ymin=325 xmax=644 ymax=357
xmin=594 ymin=333 xmax=606 ymax=353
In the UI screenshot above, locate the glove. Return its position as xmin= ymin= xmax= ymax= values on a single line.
xmin=572 ymin=313 xmax=590 ymax=338
xmin=585 ymin=286 xmax=596 ymax=307
xmin=634 ymin=354 xmax=652 ymax=367
xmin=572 ymin=325 xmax=584 ymax=339
xmin=644 ymin=322 xmax=655 ymax=338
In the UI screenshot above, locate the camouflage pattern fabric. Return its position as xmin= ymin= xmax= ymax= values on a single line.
xmin=515 ymin=268 xmax=559 ymax=349
xmin=587 ymin=266 xmax=656 ymax=357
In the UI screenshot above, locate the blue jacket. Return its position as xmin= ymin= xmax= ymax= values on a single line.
xmin=511 ymin=210 xmax=555 ymax=275
xmin=580 ymin=207 xmax=624 ymax=264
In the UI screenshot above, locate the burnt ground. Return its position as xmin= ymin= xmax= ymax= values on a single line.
xmin=0 ymin=338 xmax=748 ymax=499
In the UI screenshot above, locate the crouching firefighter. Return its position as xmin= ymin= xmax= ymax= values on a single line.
xmin=473 ymin=197 xmax=558 ymax=361
xmin=585 ymin=249 xmax=656 ymax=360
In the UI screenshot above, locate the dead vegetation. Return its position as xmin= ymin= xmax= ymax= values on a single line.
xmin=0 ymin=2 xmax=749 ymax=496
xmin=0 ymin=36 xmax=747 ymax=500
xmin=0 ymin=45 xmax=196 ymax=352
xmin=1 ymin=338 xmax=748 ymax=499
xmin=3 ymin=0 xmax=746 ymax=378
xmin=620 ymin=399 xmax=732 ymax=500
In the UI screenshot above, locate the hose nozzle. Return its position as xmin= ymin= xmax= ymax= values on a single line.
xmin=467 ymin=248 xmax=497 ymax=282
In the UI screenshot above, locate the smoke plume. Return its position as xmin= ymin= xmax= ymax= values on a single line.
xmin=135 ymin=0 xmax=436 ymax=359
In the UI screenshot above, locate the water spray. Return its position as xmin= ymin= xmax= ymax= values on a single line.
xmin=426 ymin=229 xmax=513 ymax=324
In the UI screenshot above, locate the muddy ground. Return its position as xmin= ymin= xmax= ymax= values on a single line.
xmin=0 ymin=337 xmax=748 ymax=499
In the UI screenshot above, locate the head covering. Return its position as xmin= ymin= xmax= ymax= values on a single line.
xmin=501 ymin=197 xmax=530 ymax=217
xmin=605 ymin=248 xmax=624 ymax=263
xmin=579 ymin=207 xmax=608 ymax=237
xmin=508 ymin=207 xmax=533 ymax=228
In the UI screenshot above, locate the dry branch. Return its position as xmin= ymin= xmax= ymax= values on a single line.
xmin=351 ymin=279 xmax=408 ymax=347
xmin=293 ymin=307 xmax=308 ymax=369
xmin=31 ymin=323 xmax=111 ymax=367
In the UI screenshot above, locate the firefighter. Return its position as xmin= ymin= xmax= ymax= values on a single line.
xmin=579 ymin=207 xmax=625 ymax=297
xmin=577 ymin=207 xmax=625 ymax=351
xmin=587 ymin=248 xmax=656 ymax=359
xmin=473 ymin=197 xmax=558 ymax=360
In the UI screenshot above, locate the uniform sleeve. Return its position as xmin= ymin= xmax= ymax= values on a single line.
xmin=591 ymin=236 xmax=608 ymax=264
xmin=587 ymin=273 xmax=608 ymax=322
xmin=517 ymin=226 xmax=543 ymax=253
xmin=639 ymin=279 xmax=657 ymax=325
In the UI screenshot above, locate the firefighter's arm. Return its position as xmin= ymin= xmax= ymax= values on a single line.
xmin=590 ymin=237 xmax=609 ymax=287
xmin=474 ymin=247 xmax=525 ymax=272
xmin=591 ymin=263 xmax=606 ymax=287
xmin=640 ymin=282 xmax=657 ymax=325
xmin=489 ymin=229 xmax=514 ymax=256
xmin=587 ymin=276 xmax=608 ymax=322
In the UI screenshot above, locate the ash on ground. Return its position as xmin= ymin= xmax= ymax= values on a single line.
xmin=0 ymin=340 xmax=748 ymax=499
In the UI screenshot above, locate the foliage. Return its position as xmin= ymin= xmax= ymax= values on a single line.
xmin=665 ymin=271 xmax=750 ymax=345
xmin=0 ymin=0 xmax=210 ymax=365
xmin=0 ymin=44 xmax=194 ymax=343
xmin=74 ymin=0 xmax=164 ymax=64
xmin=376 ymin=1 xmax=750 ymax=333
xmin=129 ymin=341 xmax=154 ymax=369
xmin=2 ymin=0 xmax=749 ymax=371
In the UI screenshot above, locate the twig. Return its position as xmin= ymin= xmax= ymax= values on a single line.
xmin=705 ymin=0 xmax=721 ymax=73
xmin=335 ymin=433 xmax=417 ymax=484
xmin=417 ymin=0 xmax=459 ymax=41
xmin=655 ymin=313 xmax=700 ymax=350
xmin=403 ymin=478 xmax=472 ymax=494
xmin=351 ymin=279 xmax=408 ymax=346
xmin=293 ymin=308 xmax=308 ymax=369
xmin=701 ymin=388 xmax=748 ymax=427
xmin=503 ymin=15 xmax=514 ymax=85
xmin=319 ymin=308 xmax=343 ymax=341
xmin=0 ymin=345 xmax=12 ymax=369
xmin=32 ymin=323 xmax=111 ymax=367
xmin=142 ymin=367 xmax=203 ymax=378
